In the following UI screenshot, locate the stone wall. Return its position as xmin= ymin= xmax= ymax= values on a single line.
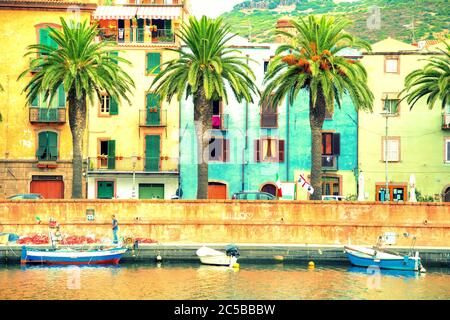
xmin=0 ymin=200 xmax=449 ymax=247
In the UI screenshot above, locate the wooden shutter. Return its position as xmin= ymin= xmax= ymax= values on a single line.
xmin=109 ymin=97 xmax=118 ymax=115
xmin=145 ymin=135 xmax=160 ymax=171
xmin=47 ymin=132 xmax=58 ymax=161
xmin=36 ymin=132 xmax=47 ymax=159
xmin=146 ymin=93 xmax=160 ymax=125
xmin=39 ymin=28 xmax=49 ymax=54
xmin=278 ymin=140 xmax=285 ymax=162
xmin=322 ymin=133 xmax=333 ymax=155
xmin=110 ymin=51 xmax=118 ymax=65
xmin=32 ymin=94 xmax=39 ymax=107
xmin=58 ymin=85 xmax=65 ymax=108
xmin=147 ymin=52 xmax=161 ymax=74
xmin=223 ymin=139 xmax=230 ymax=162
xmin=254 ymin=140 xmax=260 ymax=162
xmin=332 ymin=133 xmax=340 ymax=156
xmin=107 ymin=140 xmax=116 ymax=169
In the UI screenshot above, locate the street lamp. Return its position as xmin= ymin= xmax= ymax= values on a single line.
xmin=131 ymin=154 xmax=138 ymax=199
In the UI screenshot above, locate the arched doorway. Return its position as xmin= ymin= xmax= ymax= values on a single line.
xmin=444 ymin=187 xmax=450 ymax=202
xmin=208 ymin=182 xmax=227 ymax=199
xmin=261 ymin=183 xmax=277 ymax=197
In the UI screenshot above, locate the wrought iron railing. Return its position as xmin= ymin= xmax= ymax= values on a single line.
xmin=86 ymin=156 xmax=178 ymax=172
xmin=29 ymin=108 xmax=66 ymax=123
xmin=139 ymin=109 xmax=167 ymax=127
xmin=97 ymin=28 xmax=175 ymax=44
xmin=260 ymin=113 xmax=278 ymax=128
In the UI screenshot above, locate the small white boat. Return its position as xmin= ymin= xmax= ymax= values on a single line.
xmin=196 ymin=245 xmax=239 ymax=267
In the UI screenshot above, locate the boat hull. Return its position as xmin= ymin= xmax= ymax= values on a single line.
xmin=344 ymin=246 xmax=420 ymax=271
xmin=196 ymin=246 xmax=238 ymax=267
xmin=21 ymin=247 xmax=127 ymax=266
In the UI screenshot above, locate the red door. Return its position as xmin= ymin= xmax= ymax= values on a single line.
xmin=30 ymin=180 xmax=64 ymax=199
xmin=208 ymin=183 xmax=227 ymax=199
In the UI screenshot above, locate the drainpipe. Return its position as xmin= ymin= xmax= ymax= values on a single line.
xmin=178 ymin=99 xmax=182 ymax=198
xmin=242 ymin=55 xmax=250 ymax=192
xmin=286 ymin=97 xmax=290 ymax=182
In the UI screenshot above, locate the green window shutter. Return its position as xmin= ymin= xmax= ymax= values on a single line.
xmin=47 ymin=131 xmax=58 ymax=161
xmin=109 ymin=97 xmax=119 ymax=115
xmin=146 ymin=93 xmax=160 ymax=125
xmin=145 ymin=135 xmax=160 ymax=171
xmin=146 ymin=52 xmax=161 ymax=74
xmin=39 ymin=28 xmax=57 ymax=53
xmin=32 ymin=94 xmax=39 ymax=107
xmin=58 ymin=85 xmax=65 ymax=108
xmin=36 ymin=132 xmax=47 ymax=159
xmin=107 ymin=140 xmax=116 ymax=169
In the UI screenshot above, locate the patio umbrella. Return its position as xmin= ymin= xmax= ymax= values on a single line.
xmin=409 ymin=174 xmax=417 ymax=202
xmin=358 ymin=171 xmax=365 ymax=201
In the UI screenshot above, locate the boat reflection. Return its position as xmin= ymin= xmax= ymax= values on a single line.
xmin=20 ymin=264 xmax=121 ymax=271
xmin=347 ymin=266 xmax=422 ymax=278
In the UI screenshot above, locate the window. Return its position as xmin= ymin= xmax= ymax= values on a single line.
xmin=209 ymin=137 xmax=229 ymax=162
xmin=254 ymin=138 xmax=284 ymax=162
xmin=382 ymin=93 xmax=400 ymax=115
xmin=99 ymin=140 xmax=116 ymax=169
xmin=260 ymin=96 xmax=278 ymax=128
xmin=146 ymin=93 xmax=161 ymax=125
xmin=38 ymin=27 xmax=58 ymax=55
xmin=212 ymin=100 xmax=226 ymax=130
xmin=322 ymin=176 xmax=341 ymax=196
xmin=146 ymin=52 xmax=161 ymax=74
xmin=263 ymin=61 xmax=269 ymax=73
xmin=385 ymin=56 xmax=399 ymax=73
xmin=37 ymin=131 xmax=58 ymax=161
xmin=382 ymin=137 xmax=400 ymax=162
xmin=445 ymin=138 xmax=450 ymax=163
xmin=145 ymin=135 xmax=160 ymax=171
xmin=376 ymin=184 xmax=406 ymax=202
xmin=31 ymin=84 xmax=65 ymax=108
xmin=322 ymin=133 xmax=340 ymax=169
xmin=100 ymin=95 xmax=118 ymax=115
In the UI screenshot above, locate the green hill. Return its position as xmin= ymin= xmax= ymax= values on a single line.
xmin=220 ymin=0 xmax=450 ymax=44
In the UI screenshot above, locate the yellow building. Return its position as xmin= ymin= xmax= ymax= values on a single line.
xmin=0 ymin=0 xmax=97 ymax=199
xmin=86 ymin=0 xmax=190 ymax=199
xmin=359 ymin=38 xmax=450 ymax=202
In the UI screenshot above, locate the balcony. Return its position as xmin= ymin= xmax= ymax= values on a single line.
xmin=322 ymin=155 xmax=338 ymax=171
xmin=212 ymin=114 xmax=229 ymax=131
xmin=87 ymin=156 xmax=178 ymax=173
xmin=97 ymin=28 xmax=175 ymax=45
xmin=261 ymin=113 xmax=278 ymax=128
xmin=442 ymin=114 xmax=450 ymax=130
xmin=139 ymin=109 xmax=167 ymax=127
xmin=126 ymin=0 xmax=182 ymax=4
xmin=30 ymin=108 xmax=66 ymax=123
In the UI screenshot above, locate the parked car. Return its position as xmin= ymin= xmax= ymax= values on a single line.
xmin=322 ymin=195 xmax=346 ymax=201
xmin=232 ymin=191 xmax=276 ymax=200
xmin=7 ymin=194 xmax=44 ymax=200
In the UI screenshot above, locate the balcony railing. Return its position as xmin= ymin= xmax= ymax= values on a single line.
xmin=212 ymin=114 xmax=229 ymax=131
xmin=87 ymin=156 xmax=178 ymax=173
xmin=261 ymin=113 xmax=278 ymax=128
xmin=30 ymin=108 xmax=66 ymax=123
xmin=322 ymin=155 xmax=338 ymax=171
xmin=139 ymin=109 xmax=167 ymax=127
xmin=97 ymin=28 xmax=175 ymax=45
xmin=126 ymin=0 xmax=182 ymax=4
xmin=442 ymin=114 xmax=450 ymax=130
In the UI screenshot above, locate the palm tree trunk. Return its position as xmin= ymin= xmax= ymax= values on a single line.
xmin=68 ymin=90 xmax=87 ymax=199
xmin=309 ymin=88 xmax=326 ymax=200
xmin=194 ymin=87 xmax=212 ymax=199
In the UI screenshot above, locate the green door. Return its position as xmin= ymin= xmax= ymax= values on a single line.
xmin=146 ymin=93 xmax=160 ymax=125
xmin=145 ymin=135 xmax=160 ymax=171
xmin=139 ymin=184 xmax=164 ymax=199
xmin=97 ymin=181 xmax=114 ymax=199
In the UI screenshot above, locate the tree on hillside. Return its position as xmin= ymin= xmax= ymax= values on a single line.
xmin=19 ymin=18 xmax=135 ymax=198
xmin=262 ymin=15 xmax=374 ymax=200
xmin=149 ymin=16 xmax=258 ymax=199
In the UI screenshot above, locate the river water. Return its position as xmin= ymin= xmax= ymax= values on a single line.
xmin=0 ymin=263 xmax=449 ymax=300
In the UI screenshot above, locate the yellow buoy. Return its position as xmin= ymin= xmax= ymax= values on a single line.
xmin=308 ymin=261 xmax=315 ymax=269
xmin=274 ymin=255 xmax=284 ymax=262
xmin=232 ymin=263 xmax=240 ymax=269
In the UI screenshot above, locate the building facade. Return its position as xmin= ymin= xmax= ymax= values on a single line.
xmin=179 ymin=37 xmax=360 ymax=200
xmin=359 ymin=38 xmax=450 ymax=202
xmin=0 ymin=0 xmax=97 ymax=199
xmin=85 ymin=0 xmax=190 ymax=199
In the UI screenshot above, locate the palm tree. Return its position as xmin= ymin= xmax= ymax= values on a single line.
xmin=19 ymin=18 xmax=135 ymax=198
xmin=401 ymin=41 xmax=449 ymax=109
xmin=262 ymin=15 xmax=374 ymax=200
xmin=150 ymin=16 xmax=258 ymax=199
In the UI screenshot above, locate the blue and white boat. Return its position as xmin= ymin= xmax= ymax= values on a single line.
xmin=20 ymin=246 xmax=127 ymax=265
xmin=344 ymin=245 xmax=425 ymax=272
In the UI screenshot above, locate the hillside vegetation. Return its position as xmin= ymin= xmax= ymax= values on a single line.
xmin=220 ymin=0 xmax=450 ymax=44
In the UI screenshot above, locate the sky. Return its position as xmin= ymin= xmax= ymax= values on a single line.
xmin=189 ymin=0 xmax=245 ymax=18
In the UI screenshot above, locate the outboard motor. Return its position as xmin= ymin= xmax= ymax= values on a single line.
xmin=225 ymin=244 xmax=240 ymax=258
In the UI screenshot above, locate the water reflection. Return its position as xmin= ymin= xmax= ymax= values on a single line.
xmin=347 ymin=266 xmax=421 ymax=279
xmin=0 ymin=263 xmax=449 ymax=300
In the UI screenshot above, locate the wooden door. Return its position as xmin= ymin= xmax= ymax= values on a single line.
xmin=30 ymin=180 xmax=64 ymax=199
xmin=208 ymin=183 xmax=227 ymax=199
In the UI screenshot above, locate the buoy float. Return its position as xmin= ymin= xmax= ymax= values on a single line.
xmin=274 ymin=255 xmax=284 ymax=262
xmin=308 ymin=261 xmax=315 ymax=269
xmin=232 ymin=263 xmax=240 ymax=269
xmin=156 ymin=254 xmax=162 ymax=262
